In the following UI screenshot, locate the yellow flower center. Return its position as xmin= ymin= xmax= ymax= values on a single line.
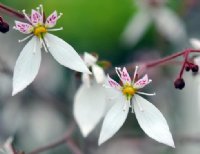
xmin=34 ymin=26 xmax=47 ymax=37
xmin=122 ymin=84 xmax=137 ymax=100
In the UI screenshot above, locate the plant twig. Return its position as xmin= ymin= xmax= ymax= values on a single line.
xmin=27 ymin=122 xmax=82 ymax=154
xmin=0 ymin=3 xmax=24 ymax=19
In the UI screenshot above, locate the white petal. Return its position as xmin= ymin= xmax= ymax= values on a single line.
xmin=31 ymin=9 xmax=43 ymax=26
xmin=133 ymin=94 xmax=175 ymax=147
xmin=106 ymin=75 xmax=121 ymax=90
xmin=81 ymin=73 xmax=90 ymax=87
xmin=133 ymin=74 xmax=151 ymax=89
xmin=84 ymin=52 xmax=97 ymax=67
xmin=45 ymin=33 xmax=90 ymax=74
xmin=190 ymin=38 xmax=200 ymax=49
xmin=74 ymin=83 xmax=106 ymax=137
xmin=92 ymin=64 xmax=105 ymax=84
xmin=45 ymin=11 xmax=58 ymax=28
xmin=121 ymin=11 xmax=151 ymax=46
xmin=12 ymin=37 xmax=41 ymax=95
xmin=98 ymin=95 xmax=129 ymax=145
xmin=153 ymin=7 xmax=186 ymax=44
xmin=14 ymin=21 xmax=33 ymax=34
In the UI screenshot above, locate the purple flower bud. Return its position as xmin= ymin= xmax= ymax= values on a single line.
xmin=191 ymin=65 xmax=199 ymax=73
xmin=185 ymin=66 xmax=190 ymax=72
xmin=174 ymin=78 xmax=185 ymax=90
xmin=0 ymin=21 xmax=9 ymax=33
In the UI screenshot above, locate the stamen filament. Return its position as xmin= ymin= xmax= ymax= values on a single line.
xmin=39 ymin=4 xmax=43 ymax=23
xmin=18 ymin=34 xmax=33 ymax=43
xmin=133 ymin=66 xmax=138 ymax=81
xmin=115 ymin=67 xmax=123 ymax=82
xmin=57 ymin=13 xmax=63 ymax=20
xmin=47 ymin=27 xmax=63 ymax=31
xmin=136 ymin=91 xmax=156 ymax=96
xmin=22 ymin=10 xmax=32 ymax=23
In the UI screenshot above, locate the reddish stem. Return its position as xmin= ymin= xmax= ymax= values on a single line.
xmin=0 ymin=3 xmax=24 ymax=19
xmin=178 ymin=50 xmax=190 ymax=78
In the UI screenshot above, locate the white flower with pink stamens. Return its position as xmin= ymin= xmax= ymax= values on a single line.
xmin=99 ymin=66 xmax=174 ymax=147
xmin=12 ymin=5 xmax=90 ymax=95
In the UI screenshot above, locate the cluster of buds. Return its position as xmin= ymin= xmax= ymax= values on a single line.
xmin=174 ymin=51 xmax=199 ymax=90
xmin=0 ymin=17 xmax=9 ymax=33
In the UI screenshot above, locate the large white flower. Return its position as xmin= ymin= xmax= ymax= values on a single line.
xmin=98 ymin=67 xmax=174 ymax=147
xmin=12 ymin=5 xmax=90 ymax=95
xmin=122 ymin=0 xmax=186 ymax=46
xmin=74 ymin=52 xmax=107 ymax=137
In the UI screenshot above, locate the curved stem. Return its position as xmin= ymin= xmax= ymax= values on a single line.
xmin=27 ymin=122 xmax=82 ymax=154
xmin=0 ymin=3 xmax=24 ymax=19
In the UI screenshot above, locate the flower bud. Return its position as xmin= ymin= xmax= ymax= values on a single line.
xmin=174 ymin=78 xmax=185 ymax=90
xmin=191 ymin=65 xmax=199 ymax=73
xmin=0 ymin=21 xmax=9 ymax=33
xmin=185 ymin=66 xmax=190 ymax=72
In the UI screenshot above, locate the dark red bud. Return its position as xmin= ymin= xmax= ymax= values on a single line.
xmin=0 ymin=21 xmax=9 ymax=33
xmin=191 ymin=65 xmax=199 ymax=73
xmin=185 ymin=66 xmax=190 ymax=72
xmin=174 ymin=78 xmax=185 ymax=90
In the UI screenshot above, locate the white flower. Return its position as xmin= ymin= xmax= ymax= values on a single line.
xmin=0 ymin=137 xmax=14 ymax=154
xmin=82 ymin=52 xmax=106 ymax=86
xmin=12 ymin=5 xmax=90 ymax=95
xmin=74 ymin=52 xmax=107 ymax=137
xmin=98 ymin=66 xmax=174 ymax=147
xmin=122 ymin=0 xmax=186 ymax=46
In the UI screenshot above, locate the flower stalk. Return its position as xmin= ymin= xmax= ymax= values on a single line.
xmin=0 ymin=3 xmax=24 ymax=19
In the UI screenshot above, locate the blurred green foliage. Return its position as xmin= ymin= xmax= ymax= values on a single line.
xmin=0 ymin=0 xmax=183 ymax=63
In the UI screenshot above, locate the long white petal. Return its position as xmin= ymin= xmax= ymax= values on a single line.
xmin=92 ymin=64 xmax=105 ymax=84
xmin=12 ymin=37 xmax=41 ymax=95
xmin=98 ymin=95 xmax=129 ymax=145
xmin=153 ymin=7 xmax=187 ymax=44
xmin=74 ymin=83 xmax=106 ymax=137
xmin=45 ymin=33 xmax=90 ymax=74
xmin=121 ymin=11 xmax=151 ymax=46
xmin=133 ymin=94 xmax=175 ymax=147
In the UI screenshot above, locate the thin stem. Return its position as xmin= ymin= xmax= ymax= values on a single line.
xmin=27 ymin=122 xmax=82 ymax=154
xmin=145 ymin=51 xmax=185 ymax=68
xmin=0 ymin=3 xmax=24 ymax=19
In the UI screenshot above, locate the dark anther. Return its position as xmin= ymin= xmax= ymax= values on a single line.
xmin=174 ymin=78 xmax=185 ymax=90
xmin=185 ymin=66 xmax=190 ymax=72
xmin=191 ymin=65 xmax=199 ymax=73
xmin=0 ymin=17 xmax=9 ymax=33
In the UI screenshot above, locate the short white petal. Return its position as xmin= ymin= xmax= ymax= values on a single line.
xmin=45 ymin=33 xmax=90 ymax=74
xmin=92 ymin=64 xmax=105 ymax=84
xmin=153 ymin=7 xmax=187 ymax=44
xmin=74 ymin=83 xmax=106 ymax=137
xmin=133 ymin=94 xmax=175 ymax=147
xmin=84 ymin=52 xmax=97 ymax=67
xmin=121 ymin=10 xmax=151 ymax=46
xmin=190 ymin=38 xmax=200 ymax=49
xmin=98 ymin=95 xmax=129 ymax=145
xmin=12 ymin=37 xmax=41 ymax=95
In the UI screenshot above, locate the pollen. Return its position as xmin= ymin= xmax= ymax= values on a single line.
xmin=122 ymin=85 xmax=136 ymax=96
xmin=34 ymin=26 xmax=47 ymax=37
